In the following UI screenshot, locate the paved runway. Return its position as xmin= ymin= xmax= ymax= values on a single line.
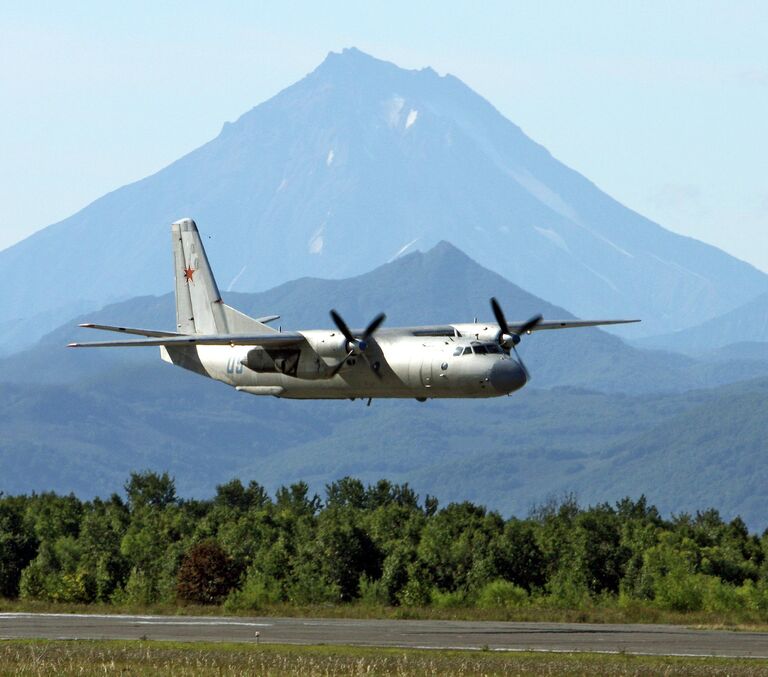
xmin=1 ymin=613 xmax=766 ymax=658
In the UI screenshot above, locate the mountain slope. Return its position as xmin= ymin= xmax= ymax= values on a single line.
xmin=2 ymin=48 xmax=766 ymax=351
xmin=573 ymin=378 xmax=768 ymax=522
xmin=637 ymin=292 xmax=768 ymax=356
xmin=2 ymin=366 xmax=766 ymax=529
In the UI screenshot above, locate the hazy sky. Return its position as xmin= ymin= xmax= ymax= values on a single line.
xmin=2 ymin=2 xmax=766 ymax=271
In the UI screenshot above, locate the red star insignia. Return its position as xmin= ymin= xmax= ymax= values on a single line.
xmin=183 ymin=266 xmax=195 ymax=282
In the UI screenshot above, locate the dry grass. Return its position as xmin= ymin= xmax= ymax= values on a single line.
xmin=1 ymin=640 xmax=767 ymax=677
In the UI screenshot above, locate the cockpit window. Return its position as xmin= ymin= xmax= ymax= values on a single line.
xmin=486 ymin=343 xmax=503 ymax=354
xmin=462 ymin=346 xmax=473 ymax=355
xmin=473 ymin=343 xmax=488 ymax=355
xmin=453 ymin=347 xmax=463 ymax=356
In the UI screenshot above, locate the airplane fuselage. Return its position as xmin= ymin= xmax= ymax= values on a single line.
xmin=162 ymin=331 xmax=527 ymax=400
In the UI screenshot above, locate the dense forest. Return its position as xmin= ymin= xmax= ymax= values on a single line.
xmin=1 ymin=472 xmax=767 ymax=616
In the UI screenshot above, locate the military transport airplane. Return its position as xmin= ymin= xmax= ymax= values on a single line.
xmin=69 ymin=218 xmax=638 ymax=403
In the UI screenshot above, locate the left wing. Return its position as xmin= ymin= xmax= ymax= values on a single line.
xmin=393 ymin=318 xmax=640 ymax=337
xmin=521 ymin=319 xmax=640 ymax=332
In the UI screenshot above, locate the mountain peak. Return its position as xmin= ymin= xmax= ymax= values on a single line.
xmin=424 ymin=240 xmax=470 ymax=261
xmin=2 ymin=48 xmax=766 ymax=351
xmin=314 ymin=47 xmax=440 ymax=82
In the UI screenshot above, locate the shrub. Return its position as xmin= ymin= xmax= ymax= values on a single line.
xmin=285 ymin=560 xmax=340 ymax=605
xmin=358 ymin=575 xmax=388 ymax=606
xmin=18 ymin=561 xmax=48 ymax=600
xmin=397 ymin=578 xmax=432 ymax=607
xmin=477 ymin=580 xmax=529 ymax=609
xmin=224 ymin=569 xmax=282 ymax=612
xmin=738 ymin=579 xmax=768 ymax=614
xmin=653 ymin=571 xmax=704 ymax=612
xmin=545 ymin=570 xmax=591 ymax=609
xmin=430 ymin=588 xmax=467 ymax=609
xmin=702 ymin=577 xmax=741 ymax=613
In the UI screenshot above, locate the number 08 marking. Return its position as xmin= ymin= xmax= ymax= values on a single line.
xmin=226 ymin=357 xmax=243 ymax=374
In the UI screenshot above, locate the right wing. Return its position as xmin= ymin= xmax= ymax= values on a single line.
xmin=68 ymin=331 xmax=306 ymax=348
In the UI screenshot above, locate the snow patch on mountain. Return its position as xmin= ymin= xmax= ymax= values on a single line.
xmin=535 ymin=227 xmax=569 ymax=253
xmin=387 ymin=96 xmax=405 ymax=127
xmin=308 ymin=227 xmax=324 ymax=254
xmin=388 ymin=238 xmax=420 ymax=262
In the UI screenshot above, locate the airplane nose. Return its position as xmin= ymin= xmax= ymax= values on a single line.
xmin=489 ymin=359 xmax=527 ymax=393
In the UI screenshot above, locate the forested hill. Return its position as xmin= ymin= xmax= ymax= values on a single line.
xmin=2 ymin=372 xmax=767 ymax=530
xmin=1 ymin=472 xmax=766 ymax=619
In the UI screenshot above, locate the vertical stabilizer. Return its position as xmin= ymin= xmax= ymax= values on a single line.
xmin=170 ymin=218 xmax=277 ymax=335
xmin=171 ymin=218 xmax=227 ymax=334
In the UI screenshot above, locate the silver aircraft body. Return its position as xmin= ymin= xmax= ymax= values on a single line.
xmin=69 ymin=218 xmax=639 ymax=401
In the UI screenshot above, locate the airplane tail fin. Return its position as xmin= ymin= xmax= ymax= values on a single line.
xmin=171 ymin=218 xmax=275 ymax=334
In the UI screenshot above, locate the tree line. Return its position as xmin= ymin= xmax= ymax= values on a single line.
xmin=1 ymin=472 xmax=766 ymax=615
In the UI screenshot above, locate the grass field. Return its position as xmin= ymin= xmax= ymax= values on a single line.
xmin=1 ymin=640 xmax=768 ymax=676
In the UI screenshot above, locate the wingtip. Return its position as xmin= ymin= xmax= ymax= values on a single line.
xmin=67 ymin=342 xmax=79 ymax=348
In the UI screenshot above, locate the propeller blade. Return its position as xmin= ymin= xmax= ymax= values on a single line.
xmin=330 ymin=309 xmax=355 ymax=346
xmin=490 ymin=297 xmax=510 ymax=337
xmin=328 ymin=310 xmax=386 ymax=379
xmin=518 ymin=314 xmax=543 ymax=335
xmin=491 ymin=298 xmax=540 ymax=381
xmin=363 ymin=312 xmax=386 ymax=341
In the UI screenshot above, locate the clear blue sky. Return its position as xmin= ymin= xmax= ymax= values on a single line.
xmin=2 ymin=1 xmax=766 ymax=271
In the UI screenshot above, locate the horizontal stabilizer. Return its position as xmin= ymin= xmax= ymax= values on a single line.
xmin=253 ymin=315 xmax=280 ymax=325
xmin=68 ymin=331 xmax=305 ymax=348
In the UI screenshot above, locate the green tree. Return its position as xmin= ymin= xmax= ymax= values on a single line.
xmin=0 ymin=498 xmax=37 ymax=598
xmin=125 ymin=471 xmax=177 ymax=510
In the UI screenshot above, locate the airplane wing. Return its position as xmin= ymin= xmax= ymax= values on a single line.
xmin=521 ymin=319 xmax=640 ymax=332
xmin=68 ymin=332 xmax=306 ymax=348
xmin=401 ymin=318 xmax=640 ymax=337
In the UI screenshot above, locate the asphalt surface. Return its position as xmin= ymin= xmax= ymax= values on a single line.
xmin=1 ymin=613 xmax=767 ymax=657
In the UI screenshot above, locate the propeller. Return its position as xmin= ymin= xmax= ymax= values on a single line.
xmin=329 ymin=310 xmax=386 ymax=378
xmin=490 ymin=297 xmax=542 ymax=379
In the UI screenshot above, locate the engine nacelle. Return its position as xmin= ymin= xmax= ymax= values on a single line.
xmin=301 ymin=330 xmax=350 ymax=359
xmin=451 ymin=323 xmax=501 ymax=343
xmin=499 ymin=333 xmax=521 ymax=349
